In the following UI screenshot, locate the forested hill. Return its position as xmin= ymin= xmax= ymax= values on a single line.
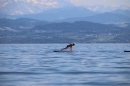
xmin=0 ymin=18 xmax=130 ymax=43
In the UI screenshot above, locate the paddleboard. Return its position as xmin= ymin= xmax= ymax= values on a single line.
xmin=53 ymin=50 xmax=72 ymax=52
xmin=124 ymin=50 xmax=130 ymax=52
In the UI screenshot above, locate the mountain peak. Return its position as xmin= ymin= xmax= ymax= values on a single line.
xmin=0 ymin=0 xmax=73 ymax=15
xmin=85 ymin=5 xmax=130 ymax=12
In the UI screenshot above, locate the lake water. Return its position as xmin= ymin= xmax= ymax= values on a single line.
xmin=0 ymin=44 xmax=130 ymax=86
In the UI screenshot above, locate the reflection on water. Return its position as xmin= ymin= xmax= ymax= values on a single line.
xmin=0 ymin=44 xmax=130 ymax=86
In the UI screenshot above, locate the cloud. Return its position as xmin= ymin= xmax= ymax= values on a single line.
xmin=69 ymin=0 xmax=130 ymax=7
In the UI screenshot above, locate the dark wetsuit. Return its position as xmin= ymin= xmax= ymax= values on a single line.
xmin=61 ymin=43 xmax=75 ymax=51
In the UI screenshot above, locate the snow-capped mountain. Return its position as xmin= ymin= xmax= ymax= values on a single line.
xmin=85 ymin=5 xmax=130 ymax=12
xmin=0 ymin=0 xmax=73 ymax=15
xmin=1 ymin=0 xmax=130 ymax=15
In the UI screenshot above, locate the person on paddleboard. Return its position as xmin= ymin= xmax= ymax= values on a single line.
xmin=61 ymin=43 xmax=75 ymax=51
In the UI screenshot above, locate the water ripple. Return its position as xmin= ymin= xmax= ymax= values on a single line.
xmin=0 ymin=44 xmax=130 ymax=86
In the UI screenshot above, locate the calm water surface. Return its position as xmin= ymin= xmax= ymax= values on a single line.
xmin=0 ymin=44 xmax=130 ymax=86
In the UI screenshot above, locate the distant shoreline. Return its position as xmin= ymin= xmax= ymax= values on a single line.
xmin=0 ymin=42 xmax=130 ymax=44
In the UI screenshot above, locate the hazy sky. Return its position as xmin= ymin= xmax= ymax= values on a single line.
xmin=69 ymin=0 xmax=130 ymax=7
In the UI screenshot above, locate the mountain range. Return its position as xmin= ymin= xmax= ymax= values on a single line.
xmin=0 ymin=1 xmax=130 ymax=43
xmin=0 ymin=0 xmax=73 ymax=15
xmin=86 ymin=5 xmax=130 ymax=12
xmin=1 ymin=0 xmax=130 ymax=15
xmin=0 ymin=0 xmax=130 ymax=24
xmin=0 ymin=6 xmax=130 ymax=24
xmin=0 ymin=18 xmax=130 ymax=43
xmin=19 ymin=7 xmax=98 ymax=21
xmin=58 ymin=12 xmax=130 ymax=23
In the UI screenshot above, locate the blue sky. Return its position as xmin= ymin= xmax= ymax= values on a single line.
xmin=70 ymin=0 xmax=130 ymax=7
